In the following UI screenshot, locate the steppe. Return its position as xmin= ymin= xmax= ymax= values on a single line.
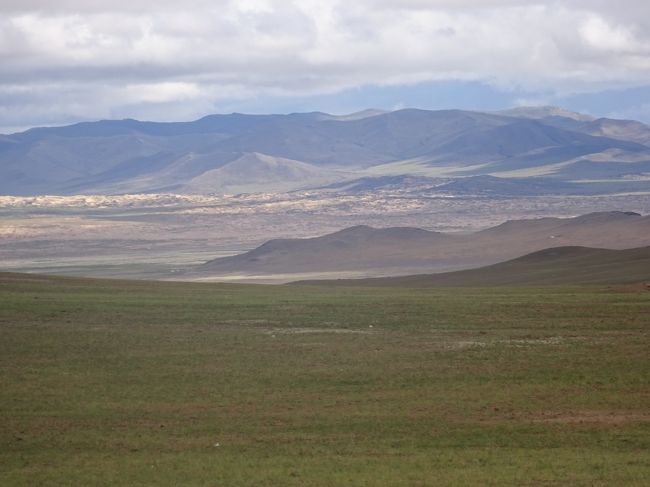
xmin=1 ymin=273 xmax=648 ymax=486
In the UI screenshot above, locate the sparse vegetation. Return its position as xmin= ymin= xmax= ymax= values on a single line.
xmin=1 ymin=273 xmax=648 ymax=485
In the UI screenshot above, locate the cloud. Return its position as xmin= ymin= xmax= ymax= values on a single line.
xmin=123 ymin=82 xmax=203 ymax=103
xmin=1 ymin=0 xmax=649 ymax=131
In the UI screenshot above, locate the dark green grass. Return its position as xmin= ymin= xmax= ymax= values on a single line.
xmin=1 ymin=273 xmax=649 ymax=486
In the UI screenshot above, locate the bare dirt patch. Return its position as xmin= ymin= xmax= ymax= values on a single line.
xmin=265 ymin=327 xmax=372 ymax=335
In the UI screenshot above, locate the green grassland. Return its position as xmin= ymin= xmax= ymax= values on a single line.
xmin=1 ymin=273 xmax=649 ymax=486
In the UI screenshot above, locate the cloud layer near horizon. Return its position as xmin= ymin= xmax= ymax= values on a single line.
xmin=1 ymin=0 xmax=649 ymax=132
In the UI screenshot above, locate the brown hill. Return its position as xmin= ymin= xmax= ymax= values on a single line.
xmin=200 ymin=225 xmax=453 ymax=275
xmin=198 ymin=211 xmax=650 ymax=278
xmin=293 ymin=246 xmax=650 ymax=287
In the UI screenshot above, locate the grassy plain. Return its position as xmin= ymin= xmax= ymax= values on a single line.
xmin=1 ymin=273 xmax=649 ymax=485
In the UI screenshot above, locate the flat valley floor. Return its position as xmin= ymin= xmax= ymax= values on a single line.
xmin=1 ymin=273 xmax=648 ymax=485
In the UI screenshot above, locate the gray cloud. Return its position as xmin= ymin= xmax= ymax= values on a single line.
xmin=1 ymin=0 xmax=649 ymax=132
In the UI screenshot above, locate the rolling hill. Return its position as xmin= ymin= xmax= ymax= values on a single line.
xmin=199 ymin=225 xmax=454 ymax=275
xmin=197 ymin=211 xmax=650 ymax=278
xmin=293 ymin=245 xmax=650 ymax=287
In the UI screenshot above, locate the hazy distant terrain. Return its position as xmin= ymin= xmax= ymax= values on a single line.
xmin=2 ymin=107 xmax=650 ymax=196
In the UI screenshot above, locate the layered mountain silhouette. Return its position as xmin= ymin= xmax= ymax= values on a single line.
xmin=294 ymin=245 xmax=650 ymax=287
xmin=197 ymin=211 xmax=650 ymax=278
xmin=2 ymin=107 xmax=650 ymax=195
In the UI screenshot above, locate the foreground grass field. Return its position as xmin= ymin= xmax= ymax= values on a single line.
xmin=1 ymin=273 xmax=649 ymax=486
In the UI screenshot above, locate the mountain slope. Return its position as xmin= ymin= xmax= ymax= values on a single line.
xmin=180 ymin=152 xmax=346 ymax=194
xmin=293 ymin=246 xmax=650 ymax=287
xmin=431 ymin=119 xmax=642 ymax=165
xmin=497 ymin=106 xmax=596 ymax=122
xmin=2 ymin=107 xmax=650 ymax=195
xmin=575 ymin=118 xmax=650 ymax=146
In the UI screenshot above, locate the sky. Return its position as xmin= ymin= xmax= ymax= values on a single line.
xmin=1 ymin=0 xmax=650 ymax=133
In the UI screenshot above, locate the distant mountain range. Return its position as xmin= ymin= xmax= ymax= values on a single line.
xmin=294 ymin=245 xmax=650 ymax=287
xmin=2 ymin=107 xmax=650 ymax=196
xmin=196 ymin=211 xmax=650 ymax=279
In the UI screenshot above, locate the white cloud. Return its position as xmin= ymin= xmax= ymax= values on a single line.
xmin=579 ymin=15 xmax=643 ymax=53
xmin=124 ymin=82 xmax=202 ymax=103
xmin=0 ymin=0 xmax=649 ymax=131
